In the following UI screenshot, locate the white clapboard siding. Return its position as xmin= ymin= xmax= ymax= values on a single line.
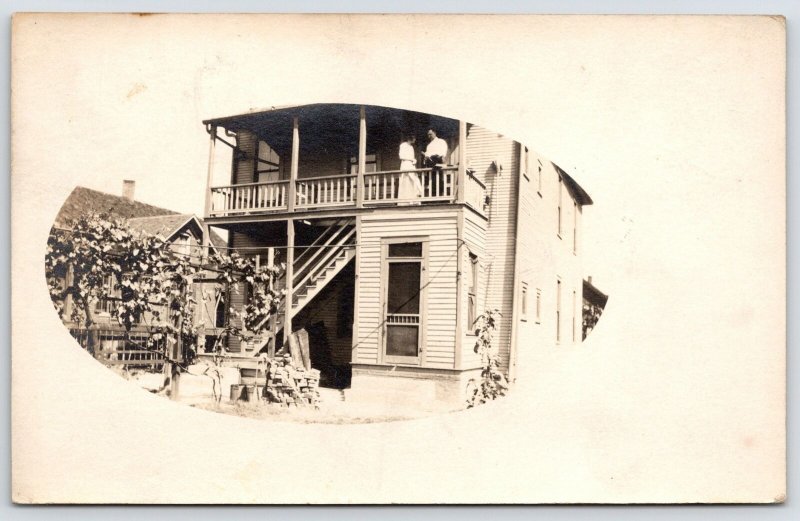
xmin=514 ymin=152 xmax=586 ymax=358
xmin=461 ymin=210 xmax=488 ymax=369
xmin=355 ymin=212 xmax=459 ymax=369
xmin=465 ymin=125 xmax=519 ymax=371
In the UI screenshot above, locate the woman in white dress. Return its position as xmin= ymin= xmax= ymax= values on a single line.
xmin=398 ymin=133 xmax=423 ymax=204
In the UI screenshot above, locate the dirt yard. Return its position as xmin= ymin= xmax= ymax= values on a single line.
xmin=125 ymin=368 xmax=447 ymax=424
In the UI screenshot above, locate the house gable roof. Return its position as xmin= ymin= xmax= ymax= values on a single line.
xmin=54 ymin=186 xmax=224 ymax=254
xmin=553 ymin=164 xmax=594 ymax=206
xmin=54 ymin=186 xmax=177 ymax=229
xmin=583 ymin=278 xmax=608 ymax=307
xmin=127 ymin=214 xmax=202 ymax=242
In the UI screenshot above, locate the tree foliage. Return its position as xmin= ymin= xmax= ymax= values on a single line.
xmin=582 ymin=302 xmax=604 ymax=340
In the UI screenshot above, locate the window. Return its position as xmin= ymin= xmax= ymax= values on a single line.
xmin=522 ymin=147 xmax=530 ymax=182
xmin=467 ymin=253 xmax=479 ymax=330
xmin=214 ymin=287 xmax=226 ymax=328
xmin=537 ymin=159 xmax=543 ymax=195
xmin=95 ymin=275 xmax=118 ymax=314
xmin=572 ymin=289 xmax=577 ymax=343
xmin=520 ymin=281 xmax=529 ymax=322
xmin=557 ymin=175 xmax=563 ymax=237
xmin=255 ymin=140 xmax=281 ymax=183
xmin=573 ymin=201 xmax=578 ymax=254
xmin=556 ymin=279 xmax=562 ymax=343
xmin=535 ymin=288 xmax=542 ymax=324
xmin=384 ymin=240 xmax=425 ymax=363
xmin=349 ymin=153 xmax=377 ymax=174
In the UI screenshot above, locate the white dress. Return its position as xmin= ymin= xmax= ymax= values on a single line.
xmin=398 ymin=142 xmax=422 ymax=201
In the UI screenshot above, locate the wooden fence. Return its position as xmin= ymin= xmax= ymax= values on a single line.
xmin=69 ymin=326 xmax=165 ymax=371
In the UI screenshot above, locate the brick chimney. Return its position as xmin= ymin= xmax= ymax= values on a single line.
xmin=122 ymin=180 xmax=135 ymax=201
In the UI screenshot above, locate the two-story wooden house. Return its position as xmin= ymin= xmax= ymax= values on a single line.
xmin=201 ymin=103 xmax=593 ymax=409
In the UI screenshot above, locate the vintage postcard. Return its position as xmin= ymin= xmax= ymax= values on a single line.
xmin=10 ymin=13 xmax=786 ymax=503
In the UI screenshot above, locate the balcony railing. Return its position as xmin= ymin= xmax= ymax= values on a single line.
xmin=211 ymin=180 xmax=289 ymax=215
xmin=465 ymin=170 xmax=487 ymax=212
xmin=208 ymin=166 xmax=486 ymax=217
xmin=363 ymin=167 xmax=455 ymax=204
xmin=296 ymin=174 xmax=356 ymax=208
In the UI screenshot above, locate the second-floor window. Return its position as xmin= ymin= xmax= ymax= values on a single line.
xmin=557 ymin=175 xmax=563 ymax=237
xmin=256 ymin=141 xmax=281 ymax=183
xmin=537 ymin=159 xmax=543 ymax=195
xmin=349 ymin=154 xmax=377 ymax=174
xmin=573 ymin=201 xmax=578 ymax=254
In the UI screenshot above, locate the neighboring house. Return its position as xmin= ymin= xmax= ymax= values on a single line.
xmin=51 ymin=183 xmax=227 ymax=334
xmin=582 ymin=276 xmax=608 ymax=340
xmin=200 ymin=103 xmax=595 ymax=407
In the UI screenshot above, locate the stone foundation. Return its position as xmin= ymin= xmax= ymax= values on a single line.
xmin=345 ymin=364 xmax=482 ymax=412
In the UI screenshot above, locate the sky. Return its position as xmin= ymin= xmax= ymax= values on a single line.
xmin=17 ymin=14 xmax=623 ymax=288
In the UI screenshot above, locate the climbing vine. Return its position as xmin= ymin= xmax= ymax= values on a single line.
xmin=466 ymin=309 xmax=509 ymax=407
xmin=45 ymin=213 xmax=284 ymax=393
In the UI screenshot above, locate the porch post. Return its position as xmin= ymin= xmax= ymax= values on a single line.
xmin=456 ymin=120 xmax=467 ymax=204
xmin=267 ymin=247 xmax=277 ymax=357
xmin=202 ymin=125 xmax=217 ymax=262
xmin=288 ymin=117 xmax=299 ymax=212
xmin=357 ymin=106 xmax=366 ymax=208
xmin=283 ymin=219 xmax=295 ymax=346
xmin=63 ymin=262 xmax=75 ymax=321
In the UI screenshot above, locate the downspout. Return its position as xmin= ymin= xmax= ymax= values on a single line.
xmin=507 ymin=142 xmax=524 ymax=384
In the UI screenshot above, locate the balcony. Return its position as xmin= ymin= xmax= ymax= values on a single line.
xmin=208 ymin=167 xmax=486 ymax=218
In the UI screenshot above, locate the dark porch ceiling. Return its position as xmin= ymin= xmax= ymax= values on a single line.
xmin=203 ymin=103 xmax=459 ymax=158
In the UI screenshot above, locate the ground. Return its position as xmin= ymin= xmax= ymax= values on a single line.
xmin=124 ymin=367 xmax=450 ymax=424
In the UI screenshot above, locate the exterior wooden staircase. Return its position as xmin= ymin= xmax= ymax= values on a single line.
xmin=252 ymin=219 xmax=356 ymax=355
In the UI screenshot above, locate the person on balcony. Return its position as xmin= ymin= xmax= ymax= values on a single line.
xmin=423 ymin=128 xmax=448 ymax=168
xmin=398 ymin=133 xmax=423 ymax=204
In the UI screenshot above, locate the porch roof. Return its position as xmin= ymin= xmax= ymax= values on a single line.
xmin=202 ymin=103 xmax=459 ymax=155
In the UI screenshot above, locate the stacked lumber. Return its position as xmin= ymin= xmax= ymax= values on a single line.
xmin=230 ymin=353 xmax=321 ymax=408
